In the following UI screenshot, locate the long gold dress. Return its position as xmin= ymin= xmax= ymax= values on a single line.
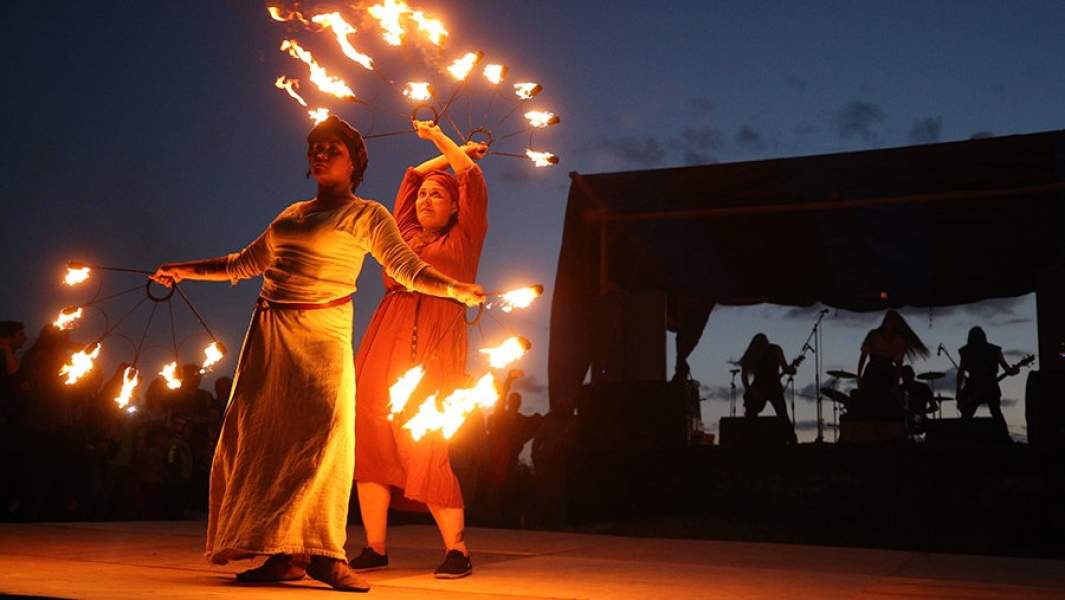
xmin=205 ymin=198 xmax=427 ymax=564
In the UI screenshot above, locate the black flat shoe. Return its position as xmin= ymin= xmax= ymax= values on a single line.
xmin=349 ymin=547 xmax=389 ymax=572
xmin=434 ymin=549 xmax=472 ymax=579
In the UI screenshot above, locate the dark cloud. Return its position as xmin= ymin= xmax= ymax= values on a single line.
xmin=735 ymin=124 xmax=767 ymax=151
xmin=909 ymin=116 xmax=943 ymax=144
xmin=794 ymin=419 xmax=838 ymax=432
xmin=836 ymin=101 xmax=886 ymax=144
xmin=591 ymin=135 xmax=666 ymax=168
xmin=935 ymin=297 xmax=1030 ymax=324
xmin=687 ymin=96 xmax=715 ymax=119
xmin=699 ymin=384 xmax=734 ymax=403
xmin=970 ymin=131 xmax=994 ymax=140
xmin=1003 ymin=348 xmax=1032 ymax=360
xmin=672 ymin=126 xmax=722 ymax=165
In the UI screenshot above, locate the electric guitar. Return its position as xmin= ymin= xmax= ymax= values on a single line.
xmin=957 ymin=353 xmax=1034 ymax=414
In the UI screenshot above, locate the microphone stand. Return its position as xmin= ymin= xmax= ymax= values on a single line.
xmin=799 ymin=309 xmax=829 ymax=443
xmin=729 ymin=368 xmax=740 ymax=417
xmin=937 ymin=344 xmax=959 ymax=419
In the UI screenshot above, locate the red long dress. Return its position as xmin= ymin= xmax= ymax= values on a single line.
xmin=355 ymin=165 xmax=487 ymax=508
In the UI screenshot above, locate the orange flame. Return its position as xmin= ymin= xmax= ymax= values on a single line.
xmin=493 ymin=285 xmax=543 ymax=312
xmin=479 ymin=336 xmax=532 ymax=369
xmin=447 ymin=51 xmax=482 ymax=81
xmin=275 ymin=76 xmax=308 ymax=107
xmin=525 ymin=110 xmax=559 ymax=128
xmin=199 ymin=341 xmax=224 ymax=374
xmin=308 ymin=108 xmax=331 ymax=124
xmin=368 ymin=0 xmax=409 ymax=46
xmin=483 ymin=64 xmax=507 ymax=85
xmin=310 ymin=12 xmax=375 ymax=71
xmin=410 ymin=10 xmax=447 ymax=46
xmin=388 ymin=365 xmax=425 ymax=420
xmin=526 ymin=149 xmax=558 ymax=167
xmin=60 ymin=342 xmax=101 ymax=385
xmin=52 ymin=306 xmax=83 ymax=330
xmin=113 ymin=366 xmax=139 ymax=409
xmin=280 ymin=39 xmax=357 ymax=100
xmin=403 ymin=373 xmax=498 ymax=441
xmin=160 ymin=361 xmax=182 ymax=390
xmin=402 ymin=81 xmax=433 ymax=101
xmin=64 ymin=266 xmax=91 ymax=286
xmin=267 ymin=6 xmax=311 ymax=26
xmin=514 ymin=82 xmax=541 ymax=100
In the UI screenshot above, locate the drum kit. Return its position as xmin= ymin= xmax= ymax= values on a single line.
xmin=821 ymin=369 xmax=955 ymax=433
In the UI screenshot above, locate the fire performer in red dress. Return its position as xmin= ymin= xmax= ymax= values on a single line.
xmin=352 ymin=120 xmax=488 ymax=579
xmin=150 ymin=115 xmax=484 ymax=592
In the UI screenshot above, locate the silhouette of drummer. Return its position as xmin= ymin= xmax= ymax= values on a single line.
xmin=957 ymin=326 xmax=1016 ymax=437
xmin=857 ymin=310 xmax=929 ymax=418
xmin=740 ymin=333 xmax=797 ymax=436
xmin=900 ymin=365 xmax=937 ymax=433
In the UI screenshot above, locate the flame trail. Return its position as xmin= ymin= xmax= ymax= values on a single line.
xmin=388 ymin=365 xmax=425 ymax=420
xmin=199 ymin=341 xmax=224 ymax=374
xmin=267 ymin=6 xmax=311 ymax=26
xmin=275 ymin=76 xmax=308 ymax=107
xmin=483 ymin=64 xmax=507 ymax=85
xmin=280 ymin=39 xmax=357 ymax=100
xmin=447 ymin=52 xmax=482 ymax=81
xmin=64 ymin=266 xmax=91 ymax=286
xmin=526 ymin=149 xmax=558 ymax=167
xmin=53 ymin=306 xmax=83 ymax=330
xmin=403 ymin=374 xmax=499 ymax=441
xmin=310 ymin=12 xmax=375 ymax=71
xmin=308 ymin=108 xmax=331 ymax=124
xmin=525 ymin=110 xmax=559 ymax=128
xmin=160 ymin=361 xmax=182 ymax=390
xmin=368 ymin=0 xmax=410 ymax=46
xmin=410 ymin=10 xmax=447 ymax=46
xmin=113 ymin=366 xmax=139 ymax=409
xmin=514 ymin=83 xmax=542 ymax=100
xmin=60 ymin=343 xmax=101 ymax=385
xmin=479 ymin=336 xmax=532 ymax=369
xmin=492 ymin=285 xmax=543 ymax=312
xmin=402 ymin=81 xmax=433 ymax=101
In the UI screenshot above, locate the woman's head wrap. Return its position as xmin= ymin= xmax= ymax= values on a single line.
xmin=307 ymin=115 xmax=368 ymax=191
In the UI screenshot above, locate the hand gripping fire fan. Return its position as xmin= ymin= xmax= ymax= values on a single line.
xmin=266 ymin=2 xmax=560 ymax=169
xmin=55 ymin=261 xmax=227 ymax=413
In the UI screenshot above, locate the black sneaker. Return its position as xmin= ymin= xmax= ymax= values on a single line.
xmin=434 ymin=549 xmax=472 ymax=579
xmin=349 ymin=547 xmax=389 ymax=572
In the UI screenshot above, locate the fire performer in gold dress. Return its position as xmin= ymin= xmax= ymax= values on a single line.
xmin=151 ymin=115 xmax=484 ymax=592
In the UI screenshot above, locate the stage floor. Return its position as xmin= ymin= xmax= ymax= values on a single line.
xmin=1 ymin=522 xmax=1064 ymax=599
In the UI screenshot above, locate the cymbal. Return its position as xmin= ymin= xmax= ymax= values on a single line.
xmin=820 ymin=388 xmax=852 ymax=405
xmin=826 ymin=370 xmax=858 ymax=380
xmin=917 ymin=371 xmax=946 ymax=381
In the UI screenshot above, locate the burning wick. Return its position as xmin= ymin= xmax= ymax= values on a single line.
xmin=52 ymin=306 xmax=83 ymax=330
xmin=64 ymin=266 xmax=91 ymax=286
xmin=479 ymin=336 xmax=532 ymax=369
xmin=490 ymin=285 xmax=544 ymax=312
xmin=200 ymin=341 xmax=225 ymax=374
xmin=526 ymin=149 xmax=559 ymax=167
xmin=483 ymin=64 xmax=507 ymax=85
xmin=525 ymin=110 xmax=560 ymax=128
xmin=410 ymin=10 xmax=447 ymax=46
xmin=402 ymin=82 xmax=433 ymax=102
xmin=447 ymin=51 xmax=483 ymax=81
xmin=514 ymin=83 xmax=542 ymax=100
xmin=113 ymin=366 xmax=140 ymax=410
xmin=60 ymin=342 xmax=102 ymax=385
xmin=388 ymin=365 xmax=425 ymax=420
xmin=160 ymin=361 xmax=182 ymax=390
xmin=275 ymin=76 xmax=307 ymax=107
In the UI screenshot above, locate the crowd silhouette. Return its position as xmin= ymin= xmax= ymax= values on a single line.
xmin=0 ymin=320 xmax=553 ymax=526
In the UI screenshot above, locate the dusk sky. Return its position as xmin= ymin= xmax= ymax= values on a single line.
xmin=4 ymin=1 xmax=1064 ymax=442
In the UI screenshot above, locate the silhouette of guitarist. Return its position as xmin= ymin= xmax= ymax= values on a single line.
xmin=956 ymin=326 xmax=1018 ymax=438
xmin=740 ymin=333 xmax=799 ymax=439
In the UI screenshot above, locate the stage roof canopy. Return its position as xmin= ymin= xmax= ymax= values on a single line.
xmin=549 ymin=130 xmax=1065 ymax=406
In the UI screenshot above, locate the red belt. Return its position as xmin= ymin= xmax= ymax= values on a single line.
xmin=255 ymin=295 xmax=352 ymax=311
